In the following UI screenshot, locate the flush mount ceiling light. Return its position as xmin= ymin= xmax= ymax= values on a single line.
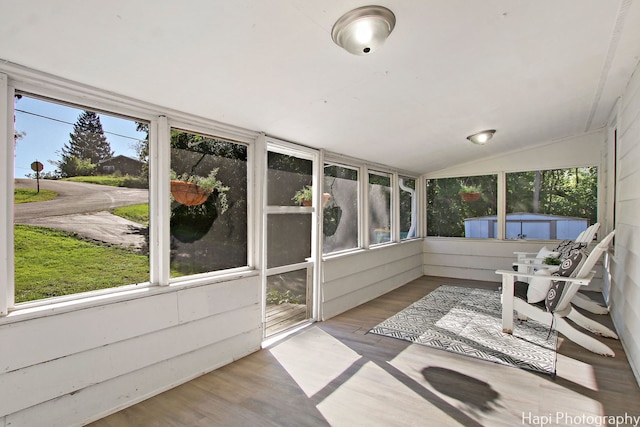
xmin=467 ymin=129 xmax=496 ymax=145
xmin=331 ymin=5 xmax=396 ymax=55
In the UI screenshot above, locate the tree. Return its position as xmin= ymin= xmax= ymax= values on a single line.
xmin=55 ymin=110 xmax=113 ymax=176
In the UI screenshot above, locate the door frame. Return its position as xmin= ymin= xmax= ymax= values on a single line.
xmin=262 ymin=137 xmax=322 ymax=338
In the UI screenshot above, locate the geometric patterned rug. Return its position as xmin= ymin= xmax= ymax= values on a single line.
xmin=368 ymin=285 xmax=557 ymax=375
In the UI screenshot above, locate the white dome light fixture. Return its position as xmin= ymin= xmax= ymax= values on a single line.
xmin=467 ymin=129 xmax=496 ymax=145
xmin=332 ymin=5 xmax=396 ymax=56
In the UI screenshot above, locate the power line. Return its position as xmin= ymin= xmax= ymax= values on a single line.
xmin=14 ymin=108 xmax=146 ymax=142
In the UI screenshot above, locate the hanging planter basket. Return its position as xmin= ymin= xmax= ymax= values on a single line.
xmin=300 ymin=193 xmax=332 ymax=207
xmin=171 ymin=180 xmax=212 ymax=206
xmin=459 ymin=191 xmax=481 ymax=202
xmin=323 ymin=205 xmax=342 ymax=236
xmin=170 ymin=195 xmax=219 ymax=243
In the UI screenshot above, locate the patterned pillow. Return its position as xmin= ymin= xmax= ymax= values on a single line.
xmin=553 ymin=240 xmax=573 ymax=255
xmin=553 ymin=240 xmax=587 ymax=260
xmin=545 ymin=250 xmax=586 ymax=313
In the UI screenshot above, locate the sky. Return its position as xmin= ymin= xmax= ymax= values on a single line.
xmin=13 ymin=95 xmax=147 ymax=178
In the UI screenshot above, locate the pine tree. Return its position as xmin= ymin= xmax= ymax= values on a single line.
xmin=60 ymin=110 xmax=113 ymax=165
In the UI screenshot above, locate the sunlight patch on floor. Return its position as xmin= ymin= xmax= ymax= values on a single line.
xmin=269 ymin=327 xmax=361 ymax=398
xmin=316 ymin=360 xmax=464 ymax=427
xmin=386 ymin=343 xmax=606 ymax=426
xmin=270 ymin=327 xmax=463 ymax=426
xmin=555 ymin=353 xmax=599 ymax=391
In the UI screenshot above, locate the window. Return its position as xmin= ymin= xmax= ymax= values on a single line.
xmin=427 ymin=175 xmax=498 ymax=237
xmin=169 ymin=129 xmax=248 ymax=277
xmin=368 ymin=170 xmax=392 ymax=244
xmin=399 ymin=176 xmax=417 ymax=239
xmin=323 ymin=163 xmax=359 ymax=253
xmin=506 ymin=167 xmax=597 ymax=240
xmin=13 ymin=94 xmax=149 ymax=303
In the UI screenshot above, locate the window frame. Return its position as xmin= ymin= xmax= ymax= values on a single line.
xmin=321 ymin=160 xmax=362 ymax=255
xmin=1 ymin=67 xmax=259 ymax=316
xmin=367 ymin=168 xmax=394 ymax=247
xmin=425 ymin=167 xmax=598 ymax=241
xmin=165 ymin=123 xmax=252 ymax=282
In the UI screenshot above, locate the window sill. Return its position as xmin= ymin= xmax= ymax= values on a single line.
xmin=1 ymin=268 xmax=258 ymax=325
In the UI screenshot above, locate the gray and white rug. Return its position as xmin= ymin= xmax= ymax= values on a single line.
xmin=368 ymin=285 xmax=557 ymax=375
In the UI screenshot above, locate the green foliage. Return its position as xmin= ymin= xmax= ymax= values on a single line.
xmin=63 ymin=174 xmax=148 ymax=188
xmin=55 ymin=110 xmax=113 ymax=177
xmin=543 ymin=256 xmax=562 ymax=265
xmin=427 ymin=175 xmax=497 ymax=237
xmin=56 ymin=156 xmax=97 ymax=178
xmin=427 ymin=167 xmax=597 ymax=237
xmin=14 ymin=188 xmax=57 ymax=204
xmin=292 ymin=185 xmax=313 ymax=204
xmin=170 ymin=169 xmax=230 ymax=214
xmin=506 ymin=167 xmax=597 ymax=224
xmin=171 ymin=130 xmax=247 ymax=160
xmin=112 ymin=204 xmax=149 ymax=225
xmin=13 ymin=224 xmax=149 ymax=303
xmin=459 ymin=184 xmax=481 ymax=193
xmin=266 ymin=289 xmax=304 ymax=305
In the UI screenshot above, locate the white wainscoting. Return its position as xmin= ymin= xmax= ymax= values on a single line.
xmin=0 ymin=275 xmax=262 ymax=427
xmin=608 ymin=59 xmax=640 ymax=385
xmin=322 ymin=240 xmax=424 ymax=320
xmin=423 ymin=238 xmax=605 ymax=290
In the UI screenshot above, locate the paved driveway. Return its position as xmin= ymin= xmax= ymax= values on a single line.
xmin=14 ymin=179 xmax=149 ymax=252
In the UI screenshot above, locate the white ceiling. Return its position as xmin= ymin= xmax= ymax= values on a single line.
xmin=2 ymin=0 xmax=640 ymax=174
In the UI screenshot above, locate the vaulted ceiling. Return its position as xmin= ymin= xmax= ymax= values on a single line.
xmin=2 ymin=0 xmax=640 ymax=174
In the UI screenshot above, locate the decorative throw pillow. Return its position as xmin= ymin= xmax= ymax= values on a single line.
xmin=553 ymin=240 xmax=587 ymax=260
xmin=534 ymin=246 xmax=560 ymax=265
xmin=545 ymin=250 xmax=586 ymax=313
xmin=553 ymin=240 xmax=573 ymax=256
xmin=526 ymin=269 xmax=553 ymax=303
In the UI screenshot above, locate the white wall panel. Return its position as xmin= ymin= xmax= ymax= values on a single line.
xmin=0 ymin=292 xmax=180 ymax=374
xmin=608 ymin=60 xmax=640 ymax=384
xmin=7 ymin=331 xmax=260 ymax=427
xmin=322 ymin=267 xmax=424 ymax=320
xmin=0 ymin=304 xmax=259 ymax=416
xmin=423 ymin=236 xmax=605 ymax=288
xmin=0 ymin=276 xmax=262 ymax=423
xmin=322 ymin=241 xmax=423 ymax=320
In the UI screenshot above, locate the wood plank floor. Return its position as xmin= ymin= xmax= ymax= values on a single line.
xmin=266 ymin=303 xmax=307 ymax=337
xmin=89 ymin=276 xmax=640 ymax=427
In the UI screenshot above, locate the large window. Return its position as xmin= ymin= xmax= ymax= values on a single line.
xmin=506 ymin=167 xmax=597 ymax=240
xmin=368 ymin=170 xmax=392 ymax=244
xmin=169 ymin=129 xmax=248 ymax=276
xmin=323 ymin=163 xmax=359 ymax=253
xmin=427 ymin=175 xmax=498 ymax=237
xmin=399 ymin=176 xmax=417 ymax=240
xmin=13 ymin=94 xmax=149 ymax=302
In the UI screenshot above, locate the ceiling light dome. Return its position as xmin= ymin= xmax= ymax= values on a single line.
xmin=332 ymin=6 xmax=396 ymax=56
xmin=467 ymin=129 xmax=496 ymax=145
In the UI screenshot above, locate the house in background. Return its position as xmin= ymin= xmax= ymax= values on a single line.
xmin=1 ymin=1 xmax=640 ymax=425
xmin=97 ymin=155 xmax=144 ymax=176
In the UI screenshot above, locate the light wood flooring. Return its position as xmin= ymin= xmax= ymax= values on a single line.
xmin=266 ymin=303 xmax=307 ymax=337
xmin=89 ymin=276 xmax=640 ymax=426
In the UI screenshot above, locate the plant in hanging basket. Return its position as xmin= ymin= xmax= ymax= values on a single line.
xmin=169 ymin=170 xmax=230 ymax=243
xmin=291 ymin=185 xmax=331 ymax=207
xmin=292 ymin=185 xmax=313 ymax=206
xmin=458 ymin=184 xmax=482 ymax=202
xmin=170 ymin=169 xmax=229 ymax=209
xmin=323 ymin=205 xmax=343 ymax=236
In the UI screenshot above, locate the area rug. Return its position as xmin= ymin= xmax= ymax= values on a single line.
xmin=368 ymin=285 xmax=557 ymax=375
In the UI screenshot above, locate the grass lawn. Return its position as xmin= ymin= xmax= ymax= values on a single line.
xmin=14 ymin=188 xmax=57 ymax=203
xmin=14 ymin=224 xmax=150 ymax=303
xmin=112 ymin=204 xmax=149 ymax=225
xmin=63 ymin=174 xmax=147 ymax=188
